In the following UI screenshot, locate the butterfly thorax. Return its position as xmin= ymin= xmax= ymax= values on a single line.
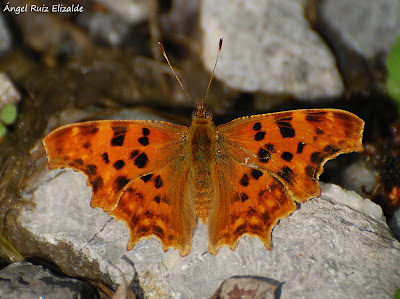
xmin=187 ymin=101 xmax=217 ymax=222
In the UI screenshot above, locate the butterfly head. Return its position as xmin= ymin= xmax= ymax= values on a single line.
xmin=192 ymin=99 xmax=213 ymax=120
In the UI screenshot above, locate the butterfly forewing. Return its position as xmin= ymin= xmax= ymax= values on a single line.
xmin=217 ymin=109 xmax=364 ymax=202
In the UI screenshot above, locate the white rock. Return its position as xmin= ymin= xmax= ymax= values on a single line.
xmin=93 ymin=0 xmax=150 ymax=24
xmin=0 ymin=13 xmax=12 ymax=54
xmin=320 ymin=0 xmax=400 ymax=59
xmin=389 ymin=206 xmax=400 ymax=241
xmin=0 ymin=73 xmax=21 ymax=109
xmin=342 ymin=160 xmax=378 ymax=198
xmin=200 ymin=0 xmax=344 ymax=100
xmin=19 ymin=167 xmax=400 ymax=297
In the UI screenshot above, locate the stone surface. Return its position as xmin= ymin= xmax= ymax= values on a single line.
xmin=17 ymin=158 xmax=400 ymax=299
xmin=389 ymin=206 xmax=400 ymax=241
xmin=319 ymin=0 xmax=400 ymax=59
xmin=0 ymin=73 xmax=21 ymax=109
xmin=0 ymin=262 xmax=99 ymax=299
xmin=93 ymin=0 xmax=150 ymax=24
xmin=200 ymin=0 xmax=344 ymax=100
xmin=212 ymin=276 xmax=282 ymax=299
xmin=0 ymin=13 xmax=12 ymax=54
xmin=77 ymin=12 xmax=131 ymax=47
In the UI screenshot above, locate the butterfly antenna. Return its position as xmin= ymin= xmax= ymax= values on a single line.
xmin=158 ymin=42 xmax=193 ymax=102
xmin=204 ymin=38 xmax=223 ymax=102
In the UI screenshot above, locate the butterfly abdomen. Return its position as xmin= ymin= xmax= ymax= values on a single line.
xmin=187 ymin=119 xmax=218 ymax=222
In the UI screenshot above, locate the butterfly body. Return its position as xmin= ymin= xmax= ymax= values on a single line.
xmin=187 ymin=102 xmax=218 ymax=222
xmin=43 ymin=100 xmax=364 ymax=256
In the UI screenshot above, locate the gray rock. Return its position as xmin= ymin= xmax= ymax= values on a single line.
xmin=389 ymin=206 xmax=400 ymax=241
xmin=200 ymin=0 xmax=344 ymax=100
xmin=93 ymin=0 xmax=150 ymax=24
xmin=212 ymin=276 xmax=282 ymax=298
xmin=0 ymin=262 xmax=98 ymax=299
xmin=319 ymin=0 xmax=400 ymax=59
xmin=77 ymin=12 xmax=131 ymax=47
xmin=0 ymin=73 xmax=21 ymax=109
xmin=0 ymin=13 xmax=12 ymax=54
xmin=18 ymin=158 xmax=400 ymax=299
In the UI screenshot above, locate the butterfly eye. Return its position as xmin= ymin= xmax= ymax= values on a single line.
xmin=205 ymin=109 xmax=213 ymax=119
xmin=191 ymin=110 xmax=198 ymax=119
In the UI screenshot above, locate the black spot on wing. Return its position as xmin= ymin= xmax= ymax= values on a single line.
xmin=235 ymin=224 xmax=246 ymax=235
xmin=140 ymin=174 xmax=153 ymax=182
xmin=277 ymin=166 xmax=294 ymax=184
xmin=305 ymin=111 xmax=327 ymax=122
xmin=332 ymin=111 xmax=352 ymax=121
xmin=324 ymin=145 xmax=340 ymax=155
xmin=297 ymin=142 xmax=305 ymax=154
xmin=153 ymin=195 xmax=161 ymax=204
xmin=266 ymin=143 xmax=276 ymax=153
xmin=111 ymin=126 xmax=127 ymax=146
xmin=305 ymin=165 xmax=316 ymax=179
xmin=130 ymin=150 xmax=139 ymax=159
xmin=101 ymin=152 xmax=109 ymax=164
xmin=70 ymin=159 xmax=84 ymax=167
xmin=84 ymin=164 xmax=97 ymax=176
xmin=142 ymin=128 xmax=150 ymax=136
xmin=91 ymin=176 xmax=103 ymax=193
xmin=258 ymin=147 xmax=271 ymax=163
xmin=254 ymin=131 xmax=266 ymax=141
xmin=253 ymin=122 xmax=262 ymax=131
xmin=276 ymin=117 xmax=295 ymax=138
xmin=281 ymin=152 xmax=293 ymax=162
xmin=138 ymin=137 xmax=149 ymax=146
xmin=111 ymin=135 xmax=125 ymax=146
xmin=152 ymin=226 xmax=164 ymax=237
xmin=315 ymin=128 xmax=324 ymax=135
xmin=240 ymin=193 xmax=249 ymax=202
xmin=83 ymin=141 xmax=91 ymax=149
xmin=154 ymin=175 xmax=163 ymax=189
xmin=250 ymin=169 xmax=263 ymax=180
xmin=240 ymin=174 xmax=249 ymax=187
xmin=81 ymin=126 xmax=99 ymax=135
xmin=134 ymin=152 xmax=148 ymax=168
xmin=311 ymin=152 xmax=323 ymax=164
xmin=115 ymin=176 xmax=130 ymax=191
xmin=113 ymin=160 xmax=125 ymax=170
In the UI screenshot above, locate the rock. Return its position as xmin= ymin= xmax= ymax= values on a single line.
xmin=342 ymin=160 xmax=378 ymax=198
xmin=0 ymin=262 xmax=99 ymax=298
xmin=15 ymin=155 xmax=400 ymax=299
xmin=318 ymin=0 xmax=400 ymax=93
xmin=200 ymin=0 xmax=344 ymax=101
xmin=77 ymin=12 xmax=131 ymax=47
xmin=319 ymin=0 xmax=400 ymax=59
xmin=212 ymin=276 xmax=282 ymax=299
xmin=0 ymin=73 xmax=21 ymax=109
xmin=0 ymin=13 xmax=12 ymax=54
xmin=389 ymin=206 xmax=400 ymax=241
xmin=93 ymin=0 xmax=150 ymax=24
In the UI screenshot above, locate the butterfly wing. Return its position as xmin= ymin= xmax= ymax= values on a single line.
xmin=43 ymin=120 xmax=196 ymax=256
xmin=208 ymin=109 xmax=364 ymax=254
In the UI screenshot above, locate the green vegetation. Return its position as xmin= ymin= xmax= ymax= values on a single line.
xmin=0 ymin=104 xmax=17 ymax=125
xmin=386 ymin=36 xmax=400 ymax=113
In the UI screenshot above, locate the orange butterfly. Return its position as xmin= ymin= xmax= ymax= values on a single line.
xmin=43 ymin=40 xmax=364 ymax=256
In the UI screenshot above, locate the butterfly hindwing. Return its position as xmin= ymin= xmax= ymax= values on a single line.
xmin=110 ymin=162 xmax=196 ymax=256
xmin=208 ymin=157 xmax=296 ymax=254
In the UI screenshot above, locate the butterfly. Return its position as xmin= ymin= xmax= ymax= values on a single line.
xmin=42 ymin=40 xmax=364 ymax=256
